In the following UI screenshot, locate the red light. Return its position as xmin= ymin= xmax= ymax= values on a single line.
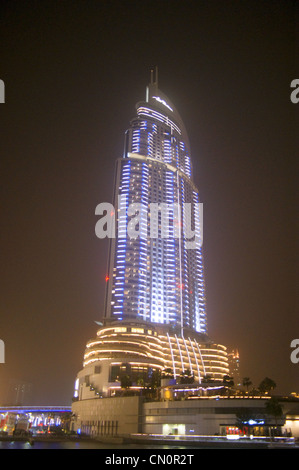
xmin=105 ymin=276 xmax=109 ymax=282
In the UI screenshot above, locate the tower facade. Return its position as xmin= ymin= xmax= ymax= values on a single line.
xmin=104 ymin=70 xmax=206 ymax=334
xmin=74 ymin=72 xmax=229 ymax=402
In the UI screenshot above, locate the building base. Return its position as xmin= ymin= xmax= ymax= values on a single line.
xmin=73 ymin=319 xmax=229 ymax=401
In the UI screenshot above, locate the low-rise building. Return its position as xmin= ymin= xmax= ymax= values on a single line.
xmin=71 ymin=394 xmax=299 ymax=439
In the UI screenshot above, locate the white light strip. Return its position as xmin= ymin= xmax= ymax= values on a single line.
xmin=195 ymin=339 xmax=206 ymax=378
xmin=152 ymin=96 xmax=173 ymax=112
xmin=182 ymin=336 xmax=193 ymax=375
xmin=167 ymin=332 xmax=176 ymax=378
xmin=189 ymin=337 xmax=201 ymax=383
xmin=175 ymin=334 xmax=184 ymax=373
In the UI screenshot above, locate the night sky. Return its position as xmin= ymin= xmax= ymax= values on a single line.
xmin=0 ymin=1 xmax=297 ymax=405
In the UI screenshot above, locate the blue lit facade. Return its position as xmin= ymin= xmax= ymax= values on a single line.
xmin=104 ymin=73 xmax=207 ymax=334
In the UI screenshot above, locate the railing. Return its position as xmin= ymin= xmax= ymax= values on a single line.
xmin=0 ymin=406 xmax=71 ymax=414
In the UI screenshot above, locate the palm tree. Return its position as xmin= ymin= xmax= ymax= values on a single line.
xmin=242 ymin=377 xmax=252 ymax=393
xmin=161 ymin=368 xmax=174 ymax=379
xmin=60 ymin=412 xmax=72 ymax=433
xmin=120 ymin=374 xmax=132 ymax=395
xmin=265 ymin=397 xmax=283 ymax=439
xmin=179 ymin=369 xmax=195 ymax=384
xmin=222 ymin=375 xmax=234 ymax=396
xmin=136 ymin=376 xmax=145 ymax=395
xmin=259 ymin=377 xmax=276 ymax=395
xmin=223 ymin=375 xmax=234 ymax=387
xmin=147 ymin=369 xmax=161 ymax=399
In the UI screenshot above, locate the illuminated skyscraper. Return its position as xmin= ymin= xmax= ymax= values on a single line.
xmin=228 ymin=349 xmax=241 ymax=387
xmin=73 ymin=71 xmax=229 ymax=401
xmin=104 ymin=68 xmax=206 ymax=334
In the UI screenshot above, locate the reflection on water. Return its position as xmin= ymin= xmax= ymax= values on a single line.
xmin=0 ymin=439 xmax=187 ymax=450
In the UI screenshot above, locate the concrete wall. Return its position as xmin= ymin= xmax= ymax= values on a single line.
xmin=72 ymin=396 xmax=142 ymax=436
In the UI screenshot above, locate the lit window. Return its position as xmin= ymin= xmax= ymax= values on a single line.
xmin=132 ymin=328 xmax=144 ymax=334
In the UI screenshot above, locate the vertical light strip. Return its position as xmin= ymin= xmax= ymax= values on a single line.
xmin=112 ymin=161 xmax=131 ymax=319
xmin=195 ymin=339 xmax=206 ymax=379
xmin=138 ymin=162 xmax=149 ymax=321
xmin=182 ymin=336 xmax=193 ymax=374
xmin=167 ymin=333 xmax=176 ymax=378
xmin=176 ymin=170 xmax=183 ymax=336
xmin=175 ymin=334 xmax=184 ymax=373
xmin=189 ymin=337 xmax=201 ymax=383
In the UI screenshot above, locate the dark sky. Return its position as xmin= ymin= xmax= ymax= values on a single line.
xmin=0 ymin=0 xmax=297 ymax=405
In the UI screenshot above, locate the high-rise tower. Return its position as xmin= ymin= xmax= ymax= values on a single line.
xmin=74 ymin=72 xmax=229 ymax=401
xmin=104 ymin=68 xmax=206 ymax=334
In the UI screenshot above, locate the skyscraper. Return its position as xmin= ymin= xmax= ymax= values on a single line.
xmin=227 ymin=349 xmax=241 ymax=388
xmin=104 ymin=68 xmax=207 ymax=334
xmin=74 ymin=71 xmax=229 ymax=401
